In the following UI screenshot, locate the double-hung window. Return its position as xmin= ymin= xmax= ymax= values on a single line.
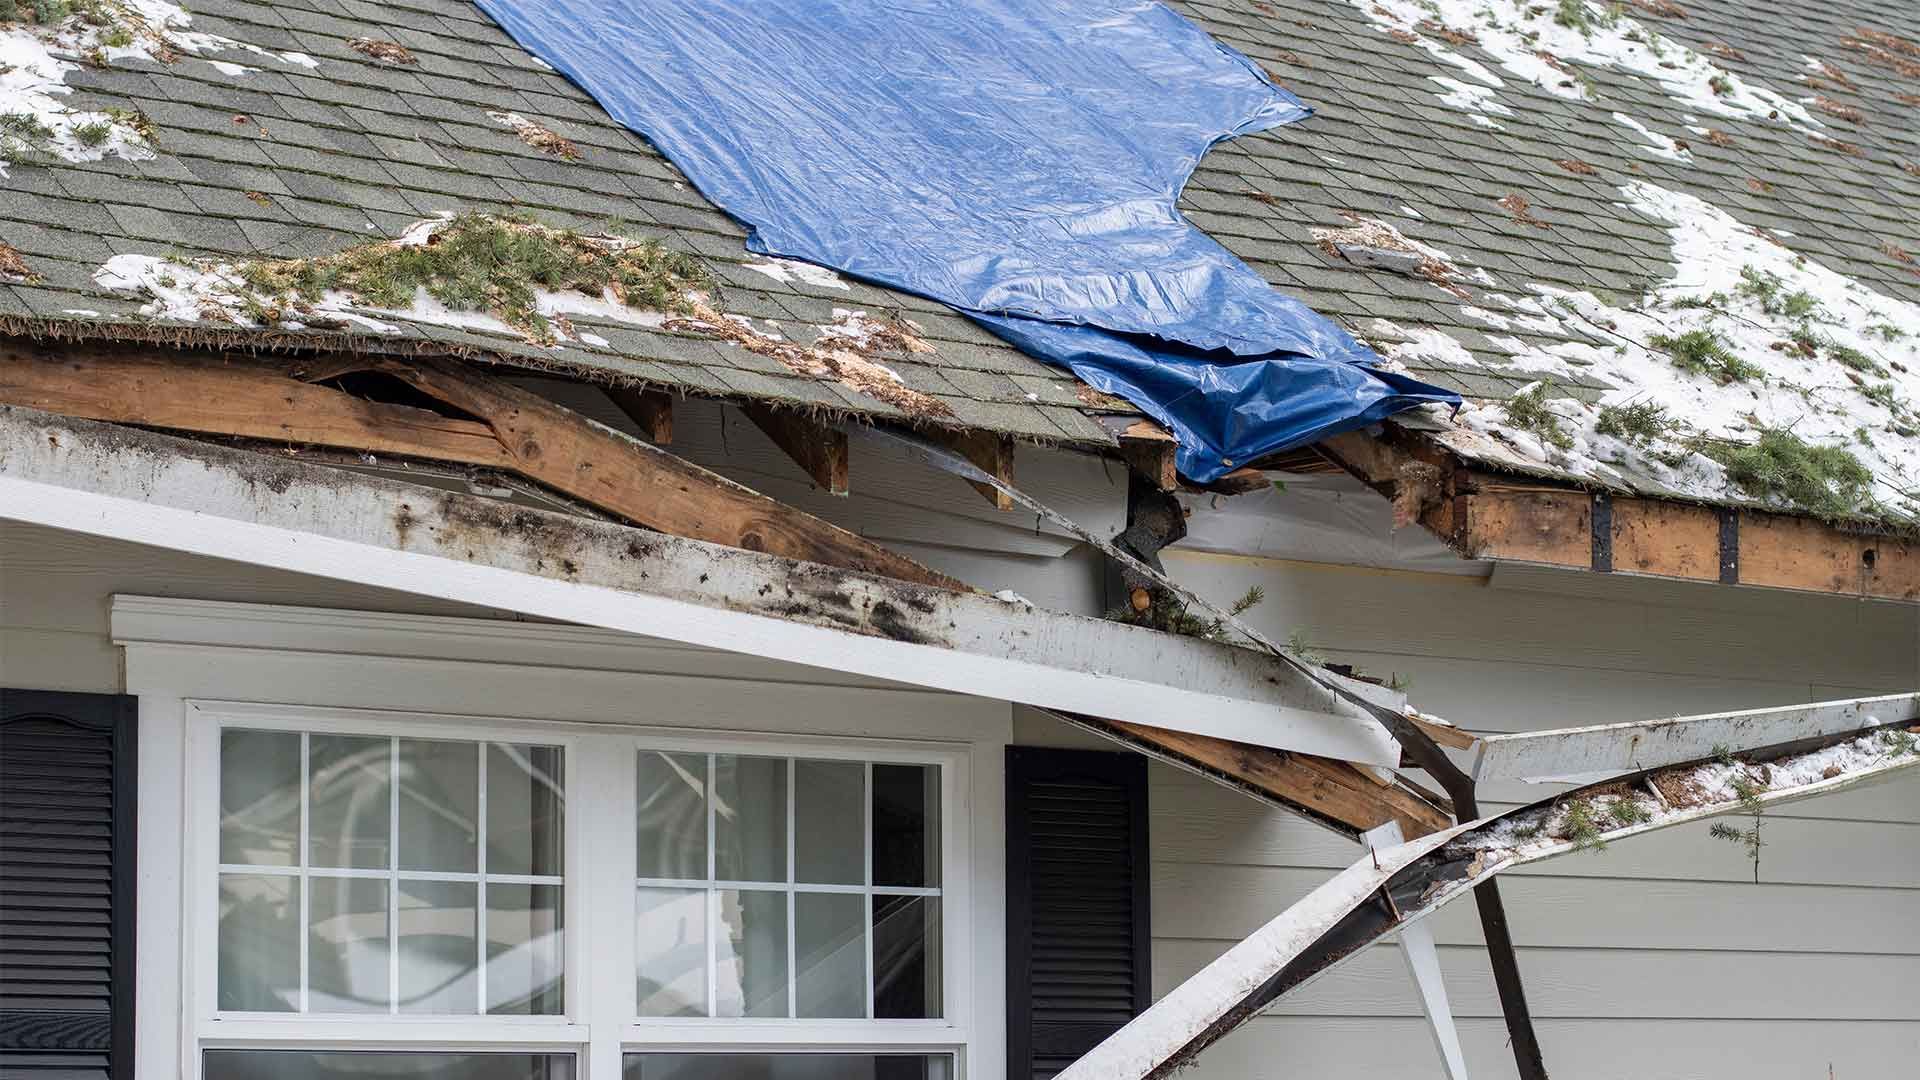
xmin=194 ymin=705 xmax=968 ymax=1080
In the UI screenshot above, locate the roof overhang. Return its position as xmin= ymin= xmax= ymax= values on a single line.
xmin=0 ymin=404 xmax=1400 ymax=765
xmin=1311 ymin=425 xmax=1920 ymax=603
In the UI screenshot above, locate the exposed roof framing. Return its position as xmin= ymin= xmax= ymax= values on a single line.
xmin=1058 ymin=705 xmax=1920 ymax=1080
xmin=0 ymin=342 xmax=960 ymax=590
xmin=1053 ymin=711 xmax=1452 ymax=840
xmin=1315 ymin=426 xmax=1920 ymax=602
xmin=0 ymin=404 xmax=1403 ymax=765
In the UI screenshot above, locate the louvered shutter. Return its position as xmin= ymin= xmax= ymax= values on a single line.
xmin=1 ymin=690 xmax=137 ymax=1080
xmin=1006 ymin=747 xmax=1149 ymax=1080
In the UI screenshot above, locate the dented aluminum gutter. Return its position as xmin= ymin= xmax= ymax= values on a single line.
xmin=0 ymin=405 xmax=1399 ymax=764
xmin=1057 ymin=704 xmax=1920 ymax=1080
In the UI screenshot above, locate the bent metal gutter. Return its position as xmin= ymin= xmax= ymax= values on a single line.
xmin=1055 ymin=707 xmax=1920 ymax=1080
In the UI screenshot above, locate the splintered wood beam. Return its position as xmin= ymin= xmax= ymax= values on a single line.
xmin=1191 ymin=466 xmax=1272 ymax=496
xmin=0 ymin=344 xmax=963 ymax=591
xmin=743 ymin=405 xmax=848 ymax=495
xmin=374 ymin=359 xmax=963 ymax=589
xmin=1317 ymin=427 xmax=1920 ymax=603
xmin=0 ymin=344 xmax=516 ymax=467
xmin=1097 ymin=415 xmax=1179 ymax=491
xmin=925 ymin=427 xmax=1015 ymax=509
xmin=607 ymin=386 xmax=674 ymax=444
xmin=1066 ymin=714 xmax=1452 ymax=840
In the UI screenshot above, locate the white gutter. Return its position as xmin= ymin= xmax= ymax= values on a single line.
xmin=0 ymin=405 xmax=1400 ymax=765
xmin=1471 ymin=694 xmax=1920 ymax=781
xmin=1058 ymin=715 xmax=1920 ymax=1080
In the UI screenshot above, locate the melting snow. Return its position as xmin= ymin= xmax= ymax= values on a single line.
xmin=1611 ymin=112 xmax=1692 ymax=163
xmin=743 ymin=257 xmax=851 ymax=291
xmin=1451 ymin=726 xmax=1920 ymax=862
xmin=1377 ymin=182 xmax=1920 ymax=516
xmin=1349 ymin=0 xmax=1815 ymax=127
xmin=0 ymin=1 xmax=318 ymax=177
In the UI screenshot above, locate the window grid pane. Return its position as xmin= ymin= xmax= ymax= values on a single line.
xmin=634 ymin=750 xmax=941 ymax=1021
xmin=218 ymin=729 xmax=563 ymax=1018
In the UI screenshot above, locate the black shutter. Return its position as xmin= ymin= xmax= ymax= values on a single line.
xmin=1006 ymin=747 xmax=1149 ymax=1080
xmin=1 ymin=690 xmax=137 ymax=1080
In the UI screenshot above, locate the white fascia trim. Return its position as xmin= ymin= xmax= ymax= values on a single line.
xmin=1 ymin=406 xmax=1398 ymax=765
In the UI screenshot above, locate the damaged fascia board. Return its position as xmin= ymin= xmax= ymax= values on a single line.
xmin=0 ymin=405 xmax=1399 ymax=766
xmin=1470 ymin=693 xmax=1920 ymax=782
xmin=1057 ymin=716 xmax=1920 ymax=1080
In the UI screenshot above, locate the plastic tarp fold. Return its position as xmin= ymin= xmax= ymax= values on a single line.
xmin=474 ymin=0 xmax=1460 ymax=481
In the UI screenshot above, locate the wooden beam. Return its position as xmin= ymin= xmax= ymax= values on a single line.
xmin=1099 ymin=718 xmax=1452 ymax=839
xmin=373 ymin=358 xmax=964 ymax=589
xmin=0 ymin=344 xmax=963 ymax=591
xmin=0 ymin=344 xmax=516 ymax=467
xmin=743 ymin=405 xmax=848 ymax=495
xmin=1317 ymin=426 xmax=1920 ymax=603
xmin=607 ymin=386 xmax=673 ymax=444
xmin=1097 ymin=415 xmax=1178 ymax=491
xmin=1189 ymin=465 xmax=1272 ymax=496
xmin=925 ymin=427 xmax=1015 ymax=509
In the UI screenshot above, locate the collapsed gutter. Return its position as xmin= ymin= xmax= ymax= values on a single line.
xmin=1057 ymin=703 xmax=1920 ymax=1080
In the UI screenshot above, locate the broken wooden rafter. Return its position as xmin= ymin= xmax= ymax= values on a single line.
xmin=923 ymin=426 xmax=1015 ymax=509
xmin=1057 ymin=709 xmax=1920 ymax=1080
xmin=606 ymin=386 xmax=673 ymax=444
xmin=1054 ymin=711 xmax=1451 ymax=840
xmin=0 ymin=345 xmax=518 ymax=468
xmin=1 ymin=405 xmax=1407 ymax=765
xmin=1316 ymin=427 xmax=1920 ymax=602
xmin=0 ymin=344 xmax=960 ymax=590
xmin=1096 ymin=414 xmax=1179 ymax=492
xmin=743 ymin=404 xmax=848 ymax=494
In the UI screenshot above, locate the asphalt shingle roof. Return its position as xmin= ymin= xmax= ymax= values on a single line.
xmin=2 ymin=0 xmax=1916 ymax=495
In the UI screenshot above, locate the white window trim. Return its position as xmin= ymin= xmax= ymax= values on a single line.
xmin=119 ymin=597 xmax=1009 ymax=1080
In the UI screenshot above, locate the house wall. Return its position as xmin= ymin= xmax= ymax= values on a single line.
xmin=6 ymin=496 xmax=1919 ymax=1079
xmin=1018 ymin=550 xmax=1920 ymax=1079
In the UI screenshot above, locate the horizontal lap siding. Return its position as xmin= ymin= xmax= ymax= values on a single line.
xmin=1021 ymin=551 xmax=1919 ymax=1079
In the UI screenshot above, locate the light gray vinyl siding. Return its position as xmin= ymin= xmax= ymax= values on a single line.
xmin=1020 ymin=548 xmax=1919 ymax=1079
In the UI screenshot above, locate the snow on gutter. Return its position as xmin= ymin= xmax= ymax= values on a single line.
xmin=1057 ymin=707 xmax=1920 ymax=1080
xmin=0 ymin=404 xmax=1403 ymax=765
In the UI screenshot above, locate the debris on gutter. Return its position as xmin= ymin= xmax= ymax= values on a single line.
xmin=1376 ymin=181 xmax=1920 ymax=522
xmin=489 ymin=111 xmax=581 ymax=160
xmin=0 ymin=0 xmax=315 ymax=174
xmin=1057 ymin=708 xmax=1920 ymax=1080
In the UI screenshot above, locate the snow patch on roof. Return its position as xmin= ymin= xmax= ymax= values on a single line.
xmin=743 ymin=258 xmax=851 ymax=291
xmin=1611 ymin=112 xmax=1692 ymax=163
xmin=1382 ymin=182 xmax=1920 ymax=519
xmin=0 ymin=1 xmax=316 ymax=177
xmin=1349 ymin=0 xmax=1815 ymax=128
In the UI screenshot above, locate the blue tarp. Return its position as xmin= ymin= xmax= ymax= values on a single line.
xmin=475 ymin=0 xmax=1459 ymax=481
